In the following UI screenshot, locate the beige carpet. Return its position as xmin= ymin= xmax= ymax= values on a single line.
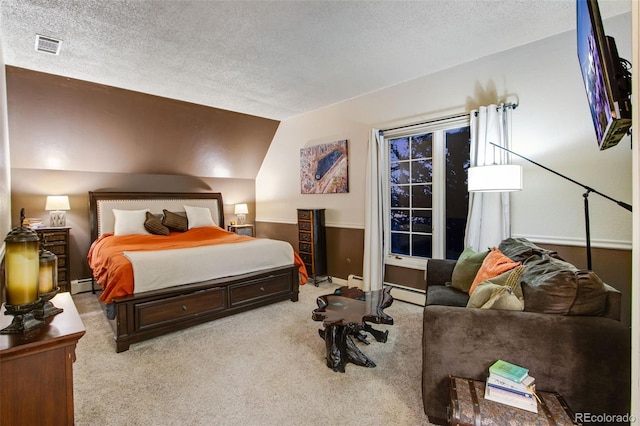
xmin=72 ymin=283 xmax=435 ymax=426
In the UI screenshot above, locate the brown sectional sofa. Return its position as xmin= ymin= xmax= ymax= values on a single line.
xmin=421 ymin=238 xmax=631 ymax=424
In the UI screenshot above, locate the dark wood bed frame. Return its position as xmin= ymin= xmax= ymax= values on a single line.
xmin=88 ymin=191 xmax=300 ymax=352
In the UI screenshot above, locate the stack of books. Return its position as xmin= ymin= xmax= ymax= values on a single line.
xmin=484 ymin=359 xmax=538 ymax=413
xmin=24 ymin=217 xmax=44 ymax=228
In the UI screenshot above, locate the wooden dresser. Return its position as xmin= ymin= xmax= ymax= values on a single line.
xmin=0 ymin=292 xmax=85 ymax=426
xmin=297 ymin=209 xmax=330 ymax=285
xmin=36 ymin=227 xmax=71 ymax=293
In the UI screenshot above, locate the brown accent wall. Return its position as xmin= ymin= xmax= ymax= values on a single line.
xmin=258 ymin=221 xmax=631 ymax=325
xmin=6 ymin=67 xmax=279 ymax=179
xmin=385 ymin=265 xmax=425 ymax=290
xmin=256 ymin=222 xmax=364 ymax=281
xmin=538 ymin=243 xmax=632 ymax=326
xmin=6 ymin=66 xmax=279 ymax=283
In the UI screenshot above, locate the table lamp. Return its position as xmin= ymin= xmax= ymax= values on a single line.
xmin=1 ymin=209 xmax=45 ymax=334
xmin=45 ymin=195 xmax=70 ymax=227
xmin=34 ymin=247 xmax=63 ymax=319
xmin=235 ymin=203 xmax=248 ymax=225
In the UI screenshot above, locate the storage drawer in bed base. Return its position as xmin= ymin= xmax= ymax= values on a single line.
xmin=110 ymin=265 xmax=300 ymax=353
xmin=229 ymin=272 xmax=293 ymax=307
xmin=136 ymin=287 xmax=227 ymax=330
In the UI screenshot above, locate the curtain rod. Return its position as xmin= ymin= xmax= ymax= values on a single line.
xmin=380 ymin=102 xmax=518 ymax=134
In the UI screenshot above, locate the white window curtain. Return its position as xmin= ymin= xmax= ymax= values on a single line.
xmin=464 ymin=104 xmax=513 ymax=252
xmin=363 ymin=129 xmax=384 ymax=292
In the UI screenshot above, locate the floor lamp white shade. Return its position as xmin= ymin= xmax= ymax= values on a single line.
xmin=45 ymin=195 xmax=70 ymax=227
xmin=467 ymin=165 xmax=523 ymax=192
xmin=234 ymin=203 xmax=248 ymax=225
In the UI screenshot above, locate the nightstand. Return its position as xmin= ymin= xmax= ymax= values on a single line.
xmin=228 ymin=224 xmax=255 ymax=237
xmin=35 ymin=227 xmax=71 ymax=293
xmin=0 ymin=293 xmax=85 ymax=425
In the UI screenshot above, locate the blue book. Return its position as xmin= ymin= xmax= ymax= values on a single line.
xmin=487 ymin=374 xmax=535 ymax=393
xmin=487 ymin=378 xmax=534 ymax=398
xmin=484 ymin=385 xmax=538 ymax=413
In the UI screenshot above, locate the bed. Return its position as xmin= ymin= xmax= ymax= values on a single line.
xmin=88 ymin=191 xmax=305 ymax=352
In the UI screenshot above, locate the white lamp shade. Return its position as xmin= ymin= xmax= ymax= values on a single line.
xmin=45 ymin=195 xmax=70 ymax=211
xmin=468 ymin=165 xmax=523 ymax=192
xmin=234 ymin=203 xmax=249 ymax=215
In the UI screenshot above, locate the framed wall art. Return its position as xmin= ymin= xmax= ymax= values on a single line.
xmin=300 ymin=140 xmax=349 ymax=194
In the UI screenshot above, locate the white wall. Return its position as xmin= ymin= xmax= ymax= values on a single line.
xmin=257 ymin=13 xmax=632 ymax=250
xmin=0 ymin=38 xmax=11 ymax=255
xmin=630 ymin=0 xmax=639 ymax=419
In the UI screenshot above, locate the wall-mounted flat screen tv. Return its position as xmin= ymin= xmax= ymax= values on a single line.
xmin=576 ymin=0 xmax=631 ymax=150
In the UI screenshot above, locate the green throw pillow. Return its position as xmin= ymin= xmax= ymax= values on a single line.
xmin=466 ymin=265 xmax=526 ymax=311
xmin=448 ymin=247 xmax=490 ymax=293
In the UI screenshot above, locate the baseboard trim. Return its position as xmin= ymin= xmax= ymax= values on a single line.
xmin=512 ymin=234 xmax=632 ymax=250
xmin=385 ymin=282 xmax=426 ymax=306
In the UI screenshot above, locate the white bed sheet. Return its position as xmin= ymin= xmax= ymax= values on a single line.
xmin=123 ymin=238 xmax=294 ymax=293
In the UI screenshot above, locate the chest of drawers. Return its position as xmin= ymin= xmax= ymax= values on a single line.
xmin=297 ymin=209 xmax=330 ymax=285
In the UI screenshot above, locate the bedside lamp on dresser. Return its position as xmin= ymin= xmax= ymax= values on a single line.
xmin=229 ymin=203 xmax=254 ymax=236
xmin=45 ymin=195 xmax=70 ymax=227
xmin=234 ymin=203 xmax=248 ymax=225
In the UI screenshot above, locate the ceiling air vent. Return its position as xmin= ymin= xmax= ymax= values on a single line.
xmin=35 ymin=35 xmax=61 ymax=55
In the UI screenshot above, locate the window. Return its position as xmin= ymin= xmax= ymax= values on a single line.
xmin=383 ymin=116 xmax=470 ymax=269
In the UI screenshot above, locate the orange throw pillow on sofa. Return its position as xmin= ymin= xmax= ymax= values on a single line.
xmin=468 ymin=247 xmax=521 ymax=295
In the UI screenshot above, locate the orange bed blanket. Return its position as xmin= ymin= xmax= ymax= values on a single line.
xmin=88 ymin=226 xmax=307 ymax=302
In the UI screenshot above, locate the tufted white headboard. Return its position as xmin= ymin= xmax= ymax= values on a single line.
xmin=89 ymin=192 xmax=224 ymax=241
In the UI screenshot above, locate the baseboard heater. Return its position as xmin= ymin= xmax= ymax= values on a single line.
xmin=71 ymin=278 xmax=94 ymax=294
xmin=347 ymin=274 xmax=364 ymax=287
xmin=347 ymin=274 xmax=425 ymax=306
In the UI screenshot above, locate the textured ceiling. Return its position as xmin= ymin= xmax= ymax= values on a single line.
xmin=0 ymin=0 xmax=632 ymax=121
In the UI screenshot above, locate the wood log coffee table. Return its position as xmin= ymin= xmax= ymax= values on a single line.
xmin=312 ymin=286 xmax=393 ymax=372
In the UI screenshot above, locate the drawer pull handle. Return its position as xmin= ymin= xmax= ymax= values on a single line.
xmin=182 ymin=305 xmax=188 ymax=311
xmin=260 ymin=286 xmax=265 ymax=292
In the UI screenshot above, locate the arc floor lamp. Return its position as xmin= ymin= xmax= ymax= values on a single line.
xmin=468 ymin=142 xmax=632 ymax=270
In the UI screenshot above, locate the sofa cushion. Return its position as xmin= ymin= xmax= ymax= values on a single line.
xmin=427 ymin=285 xmax=469 ymax=307
xmin=521 ymin=254 xmax=607 ymax=315
xmin=448 ymin=247 xmax=489 ymax=293
xmin=469 ymin=247 xmax=521 ymax=295
xmin=467 ymin=265 xmax=525 ymax=310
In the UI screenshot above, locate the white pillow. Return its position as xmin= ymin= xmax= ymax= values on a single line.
xmin=113 ymin=209 xmax=151 ymax=236
xmin=184 ymin=205 xmax=216 ymax=229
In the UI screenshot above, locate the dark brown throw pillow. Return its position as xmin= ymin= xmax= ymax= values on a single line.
xmin=144 ymin=211 xmax=170 ymax=236
xmin=520 ymin=254 xmax=607 ymax=316
xmin=162 ymin=209 xmax=188 ymax=232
